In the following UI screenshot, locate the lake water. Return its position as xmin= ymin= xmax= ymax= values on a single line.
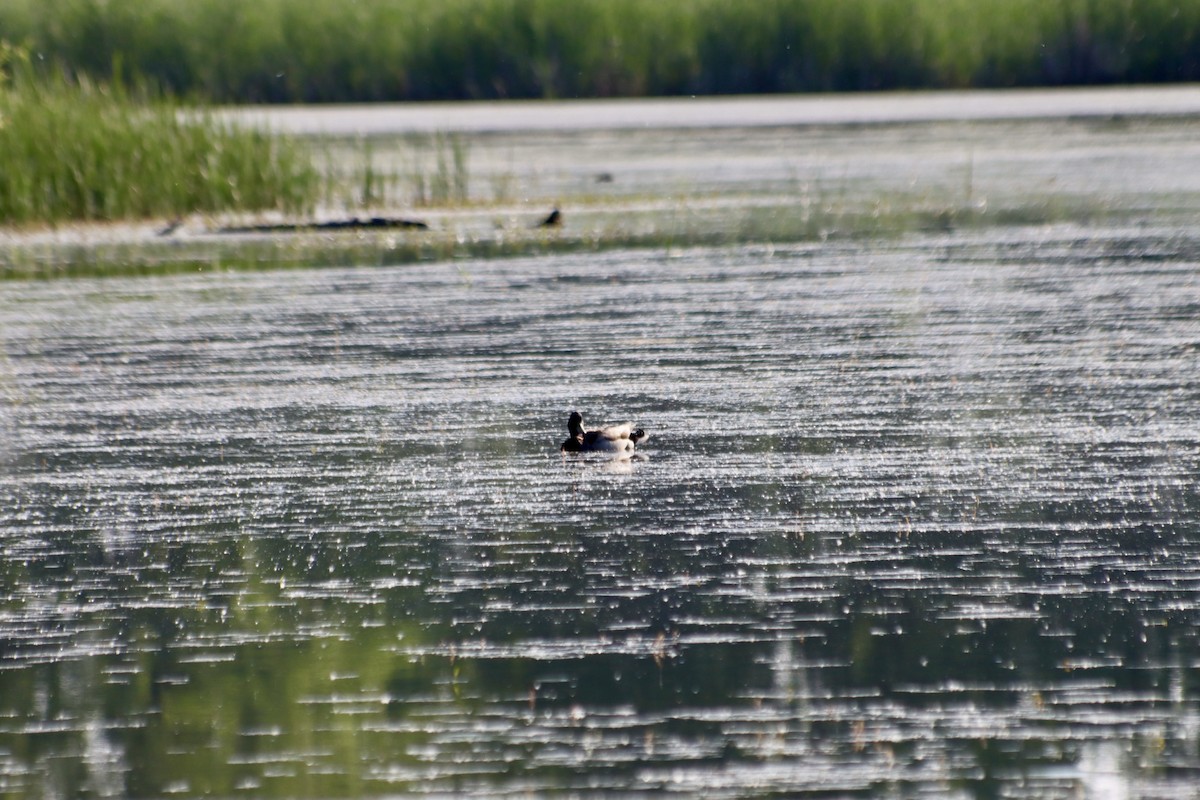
xmin=3 ymin=220 xmax=1200 ymax=797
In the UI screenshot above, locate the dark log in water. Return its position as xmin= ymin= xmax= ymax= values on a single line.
xmin=218 ymin=216 xmax=429 ymax=234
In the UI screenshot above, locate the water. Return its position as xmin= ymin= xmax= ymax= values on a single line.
xmin=233 ymin=85 xmax=1200 ymax=135
xmin=3 ymin=225 xmax=1200 ymax=798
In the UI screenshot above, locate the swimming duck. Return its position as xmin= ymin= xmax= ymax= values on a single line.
xmin=560 ymin=411 xmax=648 ymax=454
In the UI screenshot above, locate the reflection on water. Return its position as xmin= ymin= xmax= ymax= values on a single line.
xmin=2 ymin=229 xmax=1200 ymax=797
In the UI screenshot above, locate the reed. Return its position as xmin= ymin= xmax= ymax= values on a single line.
xmin=0 ymin=47 xmax=317 ymax=225
xmin=319 ymin=133 xmax=472 ymax=210
xmin=1 ymin=0 xmax=1197 ymax=103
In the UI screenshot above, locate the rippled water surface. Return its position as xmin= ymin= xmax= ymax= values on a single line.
xmin=3 ymin=228 xmax=1200 ymax=798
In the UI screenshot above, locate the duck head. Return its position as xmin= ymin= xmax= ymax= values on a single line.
xmin=567 ymin=411 xmax=585 ymax=437
xmin=561 ymin=411 xmax=586 ymax=452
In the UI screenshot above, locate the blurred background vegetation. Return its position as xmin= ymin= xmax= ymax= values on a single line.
xmin=1 ymin=0 xmax=1197 ymax=104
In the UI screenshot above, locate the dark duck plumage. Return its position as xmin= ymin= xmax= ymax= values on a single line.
xmin=560 ymin=411 xmax=648 ymax=454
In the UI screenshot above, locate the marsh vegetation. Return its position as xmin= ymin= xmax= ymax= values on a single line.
xmin=2 ymin=0 xmax=1199 ymax=102
xmin=0 ymin=45 xmax=317 ymax=225
xmin=0 ymin=55 xmax=481 ymax=230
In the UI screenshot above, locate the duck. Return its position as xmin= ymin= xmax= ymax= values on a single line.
xmin=560 ymin=411 xmax=648 ymax=454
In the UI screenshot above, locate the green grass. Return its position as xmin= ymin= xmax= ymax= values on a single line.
xmin=0 ymin=46 xmax=318 ymax=225
xmin=0 ymin=45 xmax=481 ymax=227
xmin=1 ymin=0 xmax=1198 ymax=103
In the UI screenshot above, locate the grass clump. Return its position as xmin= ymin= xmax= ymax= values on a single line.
xmin=0 ymin=44 xmax=318 ymax=226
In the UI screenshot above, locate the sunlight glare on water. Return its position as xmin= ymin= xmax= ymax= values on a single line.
xmin=2 ymin=229 xmax=1200 ymax=797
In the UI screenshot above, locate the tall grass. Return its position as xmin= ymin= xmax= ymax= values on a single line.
xmin=1 ymin=0 xmax=1197 ymax=103
xmin=0 ymin=46 xmax=317 ymax=225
